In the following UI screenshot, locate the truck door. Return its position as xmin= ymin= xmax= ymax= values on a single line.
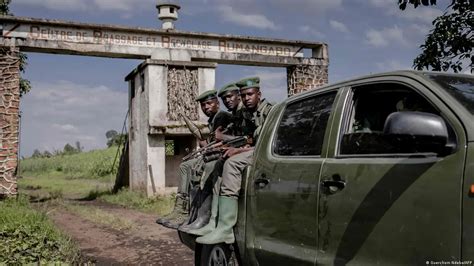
xmin=247 ymin=90 xmax=340 ymax=266
xmin=317 ymin=79 xmax=466 ymax=265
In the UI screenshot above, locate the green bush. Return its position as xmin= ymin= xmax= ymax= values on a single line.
xmin=0 ymin=196 xmax=79 ymax=264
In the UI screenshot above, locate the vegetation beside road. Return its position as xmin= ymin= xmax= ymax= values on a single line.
xmin=20 ymin=146 xmax=119 ymax=180
xmin=5 ymin=145 xmax=174 ymax=264
xmin=19 ymin=145 xmax=173 ymax=215
xmin=0 ymin=196 xmax=80 ymax=264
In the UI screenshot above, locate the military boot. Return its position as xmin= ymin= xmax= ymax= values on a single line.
xmin=186 ymin=194 xmax=218 ymax=236
xmin=156 ymin=194 xmax=188 ymax=227
xmin=196 ymin=196 xmax=237 ymax=244
xmin=178 ymin=193 xmax=213 ymax=233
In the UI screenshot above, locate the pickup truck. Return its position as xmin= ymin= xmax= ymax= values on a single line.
xmin=178 ymin=70 xmax=474 ymax=265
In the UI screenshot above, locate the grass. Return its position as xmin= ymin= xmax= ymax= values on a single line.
xmin=19 ymin=175 xmax=112 ymax=200
xmin=19 ymin=146 xmax=120 ymax=180
xmin=62 ymin=203 xmax=134 ymax=231
xmin=18 ymin=145 xmax=173 ymax=216
xmin=0 ymin=196 xmax=80 ymax=264
xmin=89 ymin=188 xmax=174 ymax=215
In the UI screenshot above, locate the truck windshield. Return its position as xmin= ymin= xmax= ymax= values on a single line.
xmin=428 ymin=74 xmax=474 ymax=115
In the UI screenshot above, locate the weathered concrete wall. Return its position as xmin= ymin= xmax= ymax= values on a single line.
xmin=287 ymin=64 xmax=329 ymax=96
xmin=145 ymin=64 xmax=167 ymax=195
xmin=0 ymin=46 xmax=20 ymax=197
xmin=129 ymin=72 xmax=148 ymax=192
xmin=127 ymin=59 xmax=217 ymax=196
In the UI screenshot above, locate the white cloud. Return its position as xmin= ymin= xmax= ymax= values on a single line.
xmin=367 ymin=0 xmax=392 ymax=8
xmin=252 ymin=69 xmax=287 ymax=103
xmin=271 ymin=0 xmax=343 ymax=14
xmin=390 ymin=6 xmax=442 ymax=24
xmin=52 ymin=123 xmax=79 ymax=133
xmin=376 ymin=59 xmax=411 ymax=72
xmin=217 ymin=5 xmax=278 ymax=30
xmin=366 ymin=0 xmax=443 ymax=24
xmin=14 ymin=0 xmax=88 ymax=11
xmin=20 ymin=80 xmax=128 ymax=156
xmin=299 ymin=25 xmax=325 ymax=38
xmin=329 ymin=20 xmax=348 ymax=33
xmin=14 ymin=0 xmax=154 ymax=13
xmin=366 ymin=26 xmax=407 ymax=47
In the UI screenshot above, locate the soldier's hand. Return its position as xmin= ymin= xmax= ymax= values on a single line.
xmin=223 ymin=147 xmax=243 ymax=158
xmin=214 ymin=126 xmax=224 ymax=141
xmin=198 ymin=140 xmax=208 ymax=148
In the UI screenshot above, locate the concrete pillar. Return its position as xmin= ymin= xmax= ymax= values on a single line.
xmin=147 ymin=134 xmax=166 ymax=195
xmin=146 ymin=64 xmax=167 ymax=195
xmin=0 ymin=46 xmax=20 ymax=197
xmin=286 ymin=64 xmax=329 ymax=96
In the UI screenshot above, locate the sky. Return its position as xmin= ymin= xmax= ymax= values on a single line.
xmin=8 ymin=0 xmax=453 ymax=156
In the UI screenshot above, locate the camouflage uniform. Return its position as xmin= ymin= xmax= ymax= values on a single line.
xmin=220 ymin=99 xmax=272 ymax=198
xmin=158 ymin=90 xmax=230 ymax=229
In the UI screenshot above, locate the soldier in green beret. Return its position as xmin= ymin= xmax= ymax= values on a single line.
xmin=215 ymin=82 xmax=244 ymax=139
xmin=157 ymin=89 xmax=232 ymax=229
xmin=192 ymin=77 xmax=273 ymax=243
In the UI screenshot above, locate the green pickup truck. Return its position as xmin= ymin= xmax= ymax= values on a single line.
xmin=179 ymin=70 xmax=474 ymax=265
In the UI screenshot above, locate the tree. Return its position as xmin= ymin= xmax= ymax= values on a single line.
xmin=63 ymin=143 xmax=76 ymax=155
xmin=1 ymin=0 xmax=32 ymax=96
xmin=105 ymin=130 xmax=127 ymax=147
xmin=398 ymin=0 xmax=473 ymax=73
xmin=75 ymin=141 xmax=83 ymax=153
xmin=0 ymin=0 xmax=9 ymax=14
xmin=105 ymin=130 xmax=118 ymax=140
xmin=31 ymin=149 xmax=42 ymax=158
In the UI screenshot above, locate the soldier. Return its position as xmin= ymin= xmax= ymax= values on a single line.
xmin=179 ymin=82 xmax=242 ymax=233
xmin=157 ymin=89 xmax=231 ymax=229
xmin=215 ymin=82 xmax=244 ymax=139
xmin=192 ymin=77 xmax=273 ymax=244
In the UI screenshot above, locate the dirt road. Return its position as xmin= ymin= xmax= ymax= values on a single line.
xmin=46 ymin=200 xmax=194 ymax=265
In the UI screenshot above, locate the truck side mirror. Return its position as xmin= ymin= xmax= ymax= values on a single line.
xmin=383 ymin=111 xmax=450 ymax=155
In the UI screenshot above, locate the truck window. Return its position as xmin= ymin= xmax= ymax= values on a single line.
xmin=340 ymin=83 xmax=445 ymax=155
xmin=274 ymin=92 xmax=336 ymax=156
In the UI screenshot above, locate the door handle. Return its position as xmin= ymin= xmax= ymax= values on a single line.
xmin=254 ymin=174 xmax=270 ymax=189
xmin=321 ymin=178 xmax=346 ymax=194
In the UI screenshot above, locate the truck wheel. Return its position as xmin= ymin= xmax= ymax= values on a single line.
xmin=200 ymin=243 xmax=238 ymax=266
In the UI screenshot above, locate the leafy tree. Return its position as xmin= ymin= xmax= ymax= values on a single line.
xmin=63 ymin=143 xmax=77 ymax=155
xmin=31 ymin=149 xmax=42 ymax=158
xmin=1 ymin=0 xmax=31 ymax=96
xmin=398 ymin=0 xmax=473 ymax=73
xmin=105 ymin=130 xmax=118 ymax=139
xmin=0 ymin=0 xmax=9 ymax=14
xmin=43 ymin=150 xmax=52 ymax=158
xmin=106 ymin=130 xmax=127 ymax=147
xmin=75 ymin=141 xmax=83 ymax=152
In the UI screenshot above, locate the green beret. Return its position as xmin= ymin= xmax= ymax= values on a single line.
xmin=236 ymin=76 xmax=260 ymax=90
xmin=218 ymin=82 xmax=240 ymax=97
xmin=195 ymin=89 xmax=217 ymax=102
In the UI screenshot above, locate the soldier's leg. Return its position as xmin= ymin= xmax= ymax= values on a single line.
xmin=220 ymin=150 xmax=254 ymax=198
xmin=180 ymin=159 xmax=224 ymax=233
xmin=157 ymin=158 xmax=199 ymax=227
xmin=196 ymin=150 xmax=254 ymax=244
xmin=187 ymin=173 xmax=222 ymax=235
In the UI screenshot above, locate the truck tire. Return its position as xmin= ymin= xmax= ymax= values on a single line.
xmin=199 ymin=243 xmax=238 ymax=266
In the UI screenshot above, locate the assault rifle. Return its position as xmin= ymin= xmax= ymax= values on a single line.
xmin=182 ymin=136 xmax=252 ymax=162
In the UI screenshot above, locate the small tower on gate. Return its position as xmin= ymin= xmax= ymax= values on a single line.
xmin=156 ymin=0 xmax=181 ymax=30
